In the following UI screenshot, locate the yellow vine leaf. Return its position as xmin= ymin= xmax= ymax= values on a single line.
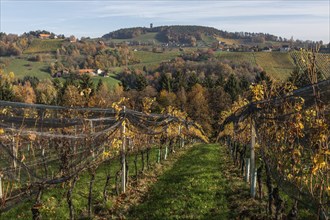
xmin=29 ymin=133 xmax=37 ymax=141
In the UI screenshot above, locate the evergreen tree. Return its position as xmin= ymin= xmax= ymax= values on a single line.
xmin=224 ymin=74 xmax=241 ymax=101
xmin=0 ymin=80 xmax=14 ymax=101
xmin=136 ymin=74 xmax=148 ymax=91
xmin=96 ymin=79 xmax=103 ymax=91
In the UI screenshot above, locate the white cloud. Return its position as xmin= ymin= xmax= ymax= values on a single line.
xmin=93 ymin=1 xmax=329 ymax=20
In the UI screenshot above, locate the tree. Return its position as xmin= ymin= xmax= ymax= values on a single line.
xmin=13 ymin=81 xmax=36 ymax=104
xmin=136 ymin=73 xmax=148 ymax=91
xmin=159 ymin=72 xmax=173 ymax=92
xmin=62 ymin=85 xmax=83 ymax=107
xmin=96 ymin=79 xmax=103 ymax=92
xmin=255 ymin=71 xmax=271 ymax=84
xmin=0 ymin=73 xmax=14 ymax=101
xmin=187 ymin=83 xmax=212 ymax=134
xmin=90 ymin=83 xmax=110 ymax=107
xmin=176 ymin=87 xmax=187 ymax=111
xmin=20 ymin=76 xmax=40 ymax=89
xmin=208 ymin=86 xmax=231 ymax=132
xmin=158 ymin=90 xmax=177 ymax=108
xmin=35 ymin=80 xmax=57 ymax=104
xmin=224 ymin=74 xmax=241 ymax=101
xmin=187 ymin=71 xmax=199 ymax=90
xmin=79 ymin=74 xmax=95 ymax=105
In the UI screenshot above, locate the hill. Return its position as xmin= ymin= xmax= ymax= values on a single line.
xmin=102 ymin=25 xmax=283 ymax=47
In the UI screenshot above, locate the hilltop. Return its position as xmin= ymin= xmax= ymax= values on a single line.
xmin=102 ymin=25 xmax=329 ymax=50
xmin=102 ymin=25 xmax=281 ymax=48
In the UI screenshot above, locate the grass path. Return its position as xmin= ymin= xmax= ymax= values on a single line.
xmin=127 ymin=144 xmax=233 ymax=219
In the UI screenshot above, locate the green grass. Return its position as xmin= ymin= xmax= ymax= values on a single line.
xmin=134 ymin=50 xmax=181 ymax=64
xmin=92 ymin=74 xmax=120 ymax=89
xmin=132 ymin=32 xmax=161 ymax=43
xmin=1 ymin=57 xmax=51 ymax=79
xmin=125 ymin=49 xmax=181 ymax=71
xmin=24 ymin=39 xmax=64 ymax=54
xmin=1 ymin=57 xmax=119 ymax=87
xmin=127 ymin=144 xmax=230 ymax=219
xmin=254 ymin=52 xmax=295 ymax=80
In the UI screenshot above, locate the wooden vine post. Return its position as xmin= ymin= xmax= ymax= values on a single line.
xmin=0 ymin=173 xmax=3 ymax=200
xmin=179 ymin=125 xmax=184 ymax=148
xmin=164 ymin=127 xmax=168 ymax=160
xmin=12 ymin=123 xmax=17 ymax=170
xmin=90 ymin=121 xmax=95 ymax=158
xmin=12 ymin=135 xmax=17 ymax=169
xmin=245 ymin=158 xmax=250 ymax=182
xmin=121 ymin=106 xmax=126 ymax=193
xmin=250 ymin=118 xmax=256 ymax=198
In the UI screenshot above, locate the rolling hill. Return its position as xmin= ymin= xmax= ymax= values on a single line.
xmin=102 ymin=25 xmax=282 ymax=47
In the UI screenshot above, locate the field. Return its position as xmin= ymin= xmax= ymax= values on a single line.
xmin=254 ymin=52 xmax=295 ymax=80
xmin=215 ymin=36 xmax=242 ymax=45
xmin=216 ymin=51 xmax=295 ymax=80
xmin=24 ymin=39 xmax=64 ymax=54
xmin=134 ymin=50 xmax=180 ymax=64
xmin=92 ymin=74 xmax=120 ymax=89
xmin=1 ymin=57 xmax=51 ymax=79
xmin=1 ymin=57 xmax=119 ymax=88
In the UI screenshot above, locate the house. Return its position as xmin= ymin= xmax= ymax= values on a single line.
xmin=53 ymin=69 xmax=69 ymax=78
xmin=39 ymin=34 xmax=50 ymax=39
xmin=78 ymin=69 xmax=96 ymax=76
xmin=53 ymin=71 xmax=62 ymax=78
xmin=97 ymin=69 xmax=104 ymax=75
xmin=262 ymin=47 xmax=272 ymax=52
xmin=69 ymin=35 xmax=77 ymax=43
xmin=102 ymin=72 xmax=110 ymax=77
xmin=280 ymin=45 xmax=291 ymax=52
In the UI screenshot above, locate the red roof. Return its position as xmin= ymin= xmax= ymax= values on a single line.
xmin=78 ymin=69 xmax=94 ymax=74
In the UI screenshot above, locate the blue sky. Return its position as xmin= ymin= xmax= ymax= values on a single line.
xmin=1 ymin=0 xmax=329 ymax=42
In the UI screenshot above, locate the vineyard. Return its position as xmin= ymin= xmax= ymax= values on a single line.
xmin=290 ymin=51 xmax=330 ymax=79
xmin=0 ymin=98 xmax=207 ymax=219
xmin=218 ymin=69 xmax=330 ymax=219
xmin=0 ymin=49 xmax=329 ymax=219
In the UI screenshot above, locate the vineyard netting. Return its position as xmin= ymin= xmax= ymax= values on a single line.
xmin=218 ymin=76 xmax=330 ymax=219
xmin=0 ymin=99 xmax=207 ymax=217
